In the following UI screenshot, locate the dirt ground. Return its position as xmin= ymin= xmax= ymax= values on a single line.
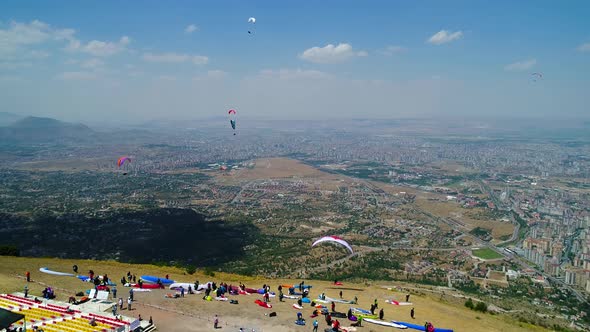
xmin=0 ymin=257 xmax=546 ymax=332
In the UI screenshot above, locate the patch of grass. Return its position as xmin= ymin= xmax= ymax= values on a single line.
xmin=472 ymin=248 xmax=503 ymax=260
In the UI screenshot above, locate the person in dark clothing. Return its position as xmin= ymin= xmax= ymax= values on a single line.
xmin=406 ymin=294 xmax=410 ymax=302
xmin=370 ymin=303 xmax=375 ymax=315
xmin=73 ymin=265 xmax=78 ymax=273
xmin=325 ymin=313 xmax=332 ymax=326
xmin=374 ymin=298 xmax=378 ymax=309
xmin=379 ymin=308 xmax=384 ymax=320
xmin=278 ymin=285 xmax=282 ymax=292
xmin=26 ymin=271 xmax=30 ymax=282
xmin=297 ymin=298 xmax=302 ymax=307
xmin=331 ymin=302 xmax=335 ymax=313
xmin=339 ymin=290 xmax=343 ymax=299
xmin=411 ymin=307 xmax=415 ymax=319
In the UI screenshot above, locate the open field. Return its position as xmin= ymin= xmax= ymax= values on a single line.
xmin=216 ymin=157 xmax=347 ymax=190
xmin=472 ymin=248 xmax=504 ymax=260
xmin=234 ymin=158 xmax=332 ymax=179
xmin=0 ymin=256 xmax=548 ymax=332
xmin=414 ymin=199 xmax=514 ymax=240
xmin=14 ymin=158 xmax=113 ymax=172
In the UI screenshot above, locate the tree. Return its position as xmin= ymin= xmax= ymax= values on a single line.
xmin=465 ymin=298 xmax=474 ymax=309
xmin=474 ymin=301 xmax=488 ymax=313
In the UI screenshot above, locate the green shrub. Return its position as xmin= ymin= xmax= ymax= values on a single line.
xmin=185 ymin=265 xmax=197 ymax=275
xmin=204 ymin=267 xmax=215 ymax=277
xmin=0 ymin=245 xmax=19 ymax=256
xmin=464 ymin=298 xmax=474 ymax=309
xmin=474 ymin=301 xmax=488 ymax=312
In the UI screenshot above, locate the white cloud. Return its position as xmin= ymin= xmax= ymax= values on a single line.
xmin=0 ymin=20 xmax=75 ymax=59
xmin=80 ymin=58 xmax=104 ymax=68
xmin=206 ymin=70 xmax=227 ymax=79
xmin=56 ymin=71 xmax=97 ymax=80
xmin=578 ymin=42 xmax=590 ymax=52
xmin=378 ymin=45 xmax=407 ymax=56
xmin=504 ymin=58 xmax=536 ymax=71
xmin=143 ymin=52 xmax=208 ymax=65
xmin=427 ymin=30 xmax=463 ymax=45
xmin=185 ymin=24 xmax=198 ymax=34
xmin=259 ymin=68 xmax=330 ymax=80
xmin=28 ymin=50 xmax=50 ymax=59
xmin=299 ymin=43 xmax=367 ymax=64
xmin=69 ymin=36 xmax=130 ymax=57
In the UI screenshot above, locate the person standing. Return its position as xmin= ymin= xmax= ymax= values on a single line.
xmin=331 ymin=302 xmax=335 ymax=313
xmin=26 ymin=271 xmax=30 ymax=282
xmin=312 ymin=319 xmax=318 ymax=332
xmin=379 ymin=308 xmax=384 ymax=320
xmin=118 ymin=298 xmax=123 ymax=310
xmin=24 ymin=285 xmax=28 ymax=298
xmin=112 ymin=304 xmax=117 ymax=316
xmin=127 ymin=297 xmax=132 ymax=311
xmin=112 ymin=286 xmax=117 ymax=300
xmin=181 ymin=287 xmax=185 ymax=298
xmin=339 ymin=291 xmax=342 ymax=299
xmin=411 ymin=307 xmax=415 ymax=319
xmin=374 ymin=298 xmax=378 ymax=309
xmin=406 ymin=294 xmax=410 ymax=302
xmin=214 ymin=315 xmax=219 ymax=329
xmin=129 ymin=288 xmax=134 ymax=301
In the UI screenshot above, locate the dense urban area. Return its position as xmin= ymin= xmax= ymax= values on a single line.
xmin=1 ymin=115 xmax=590 ymax=330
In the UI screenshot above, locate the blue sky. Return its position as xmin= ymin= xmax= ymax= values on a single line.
xmin=0 ymin=0 xmax=589 ymax=123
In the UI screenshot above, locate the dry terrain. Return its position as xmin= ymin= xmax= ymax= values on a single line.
xmin=0 ymin=256 xmax=546 ymax=332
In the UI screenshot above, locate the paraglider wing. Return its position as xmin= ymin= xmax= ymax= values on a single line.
xmin=531 ymin=72 xmax=543 ymax=82
xmin=248 ymin=17 xmax=256 ymax=23
xmin=312 ymin=236 xmax=353 ymax=254
xmin=117 ymin=156 xmax=131 ymax=167
xmin=228 ymin=109 xmax=237 ymax=115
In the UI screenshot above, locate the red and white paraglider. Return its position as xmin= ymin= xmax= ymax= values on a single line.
xmin=311 ymin=236 xmax=353 ymax=254
xmin=228 ymin=109 xmax=237 ymax=135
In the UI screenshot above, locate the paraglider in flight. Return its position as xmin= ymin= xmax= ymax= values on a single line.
xmin=311 ymin=236 xmax=353 ymax=254
xmin=228 ymin=109 xmax=237 ymax=135
xmin=531 ymin=72 xmax=543 ymax=82
xmin=247 ymin=17 xmax=256 ymax=34
xmin=117 ymin=156 xmax=131 ymax=167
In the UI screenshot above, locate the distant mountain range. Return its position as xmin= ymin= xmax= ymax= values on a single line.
xmin=0 ymin=112 xmax=24 ymax=126
xmin=0 ymin=116 xmax=95 ymax=144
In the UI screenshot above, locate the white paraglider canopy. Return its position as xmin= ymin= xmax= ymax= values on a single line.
xmin=311 ymin=236 xmax=353 ymax=254
xmin=248 ymin=17 xmax=256 ymax=23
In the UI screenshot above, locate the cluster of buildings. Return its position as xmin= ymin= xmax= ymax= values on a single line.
xmin=506 ymin=181 xmax=590 ymax=295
